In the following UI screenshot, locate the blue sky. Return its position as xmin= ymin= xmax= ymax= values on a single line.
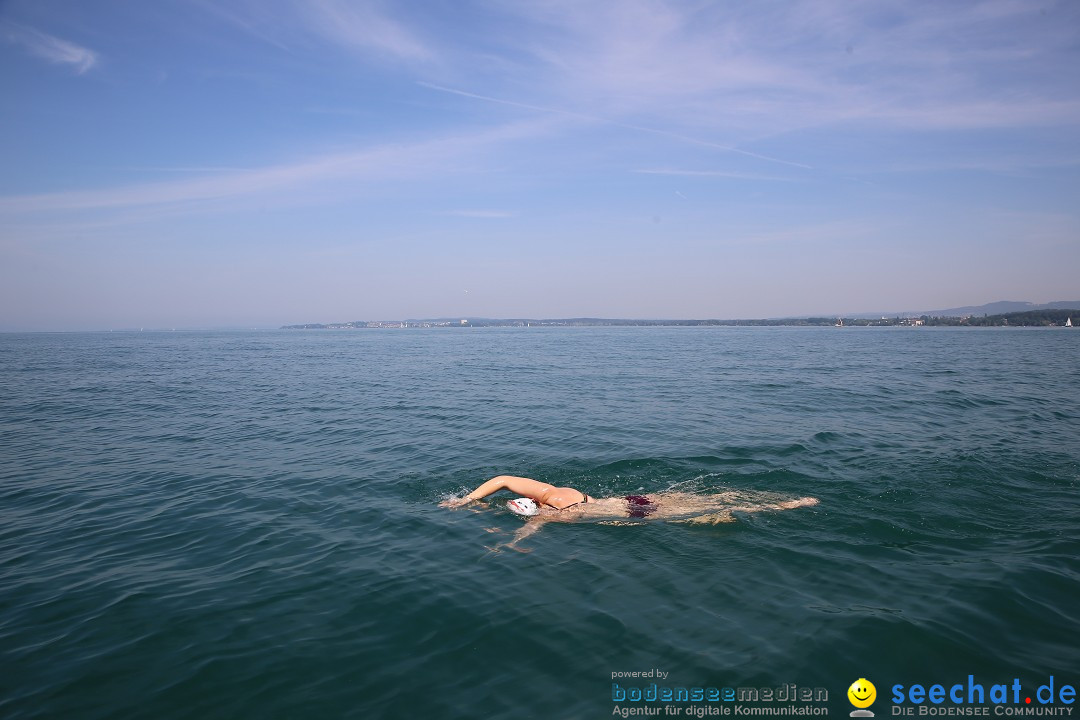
xmin=2 ymin=0 xmax=1078 ymax=329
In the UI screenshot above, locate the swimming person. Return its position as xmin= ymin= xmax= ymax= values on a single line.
xmin=440 ymin=475 xmax=820 ymax=550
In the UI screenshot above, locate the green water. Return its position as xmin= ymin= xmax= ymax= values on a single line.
xmin=1 ymin=328 xmax=1077 ymax=719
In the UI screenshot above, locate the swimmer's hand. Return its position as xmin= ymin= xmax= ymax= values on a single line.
xmin=439 ymin=497 xmax=471 ymax=508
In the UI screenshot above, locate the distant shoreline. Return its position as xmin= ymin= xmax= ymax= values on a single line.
xmin=282 ymin=309 xmax=1078 ymax=330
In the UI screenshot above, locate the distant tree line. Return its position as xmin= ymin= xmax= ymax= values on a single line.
xmin=283 ymin=309 xmax=1078 ymax=329
xmin=949 ymin=309 xmax=1077 ymax=327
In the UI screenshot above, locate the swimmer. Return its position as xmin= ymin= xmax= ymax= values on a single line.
xmin=441 ymin=475 xmax=819 ymax=551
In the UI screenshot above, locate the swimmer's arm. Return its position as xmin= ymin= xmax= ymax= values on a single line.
xmin=440 ymin=475 xmax=542 ymax=507
xmin=498 ymin=509 xmax=580 ymax=551
xmin=502 ymin=518 xmax=547 ymax=552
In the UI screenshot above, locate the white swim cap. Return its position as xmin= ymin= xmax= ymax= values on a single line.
xmin=506 ymin=498 xmax=539 ymax=516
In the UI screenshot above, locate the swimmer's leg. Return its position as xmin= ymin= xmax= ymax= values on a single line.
xmin=673 ymin=497 xmax=819 ymax=524
xmin=746 ymin=497 xmax=819 ymax=511
xmin=674 ymin=510 xmax=736 ymax=525
xmin=719 ymin=496 xmax=820 ymax=515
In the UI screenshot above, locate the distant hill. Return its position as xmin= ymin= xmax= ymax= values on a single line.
xmin=850 ymin=300 xmax=1080 ymax=319
xmin=930 ymin=300 xmax=1080 ymax=317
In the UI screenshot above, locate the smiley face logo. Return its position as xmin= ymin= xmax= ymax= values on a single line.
xmin=848 ymin=678 xmax=876 ymax=709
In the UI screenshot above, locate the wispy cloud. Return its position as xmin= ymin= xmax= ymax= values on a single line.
xmin=199 ymin=0 xmax=1080 ymax=144
xmin=635 ymin=169 xmax=802 ymax=183
xmin=418 ymin=81 xmax=593 ymax=122
xmin=0 ymin=119 xmax=554 ymax=222
xmin=192 ymin=0 xmax=434 ymax=64
xmin=471 ymin=0 xmax=1080 ymax=139
xmin=2 ymin=22 xmax=99 ymax=74
xmin=298 ymin=0 xmax=433 ymax=63
xmin=419 ymin=82 xmax=812 ymax=169
xmin=191 ymin=0 xmax=295 ymax=53
xmin=122 ymin=166 xmax=257 ymax=174
xmin=441 ymin=210 xmax=515 ymax=219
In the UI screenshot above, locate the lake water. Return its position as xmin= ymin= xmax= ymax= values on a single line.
xmin=1 ymin=327 xmax=1078 ymax=719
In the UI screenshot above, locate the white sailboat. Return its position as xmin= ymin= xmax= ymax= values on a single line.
xmin=1067 ymin=317 xmax=1073 ymax=327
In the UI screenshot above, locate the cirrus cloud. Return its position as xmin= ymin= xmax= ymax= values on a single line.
xmin=2 ymin=21 xmax=99 ymax=74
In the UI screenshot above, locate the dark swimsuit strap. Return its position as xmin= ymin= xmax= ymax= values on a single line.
xmin=560 ymin=491 xmax=589 ymax=510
